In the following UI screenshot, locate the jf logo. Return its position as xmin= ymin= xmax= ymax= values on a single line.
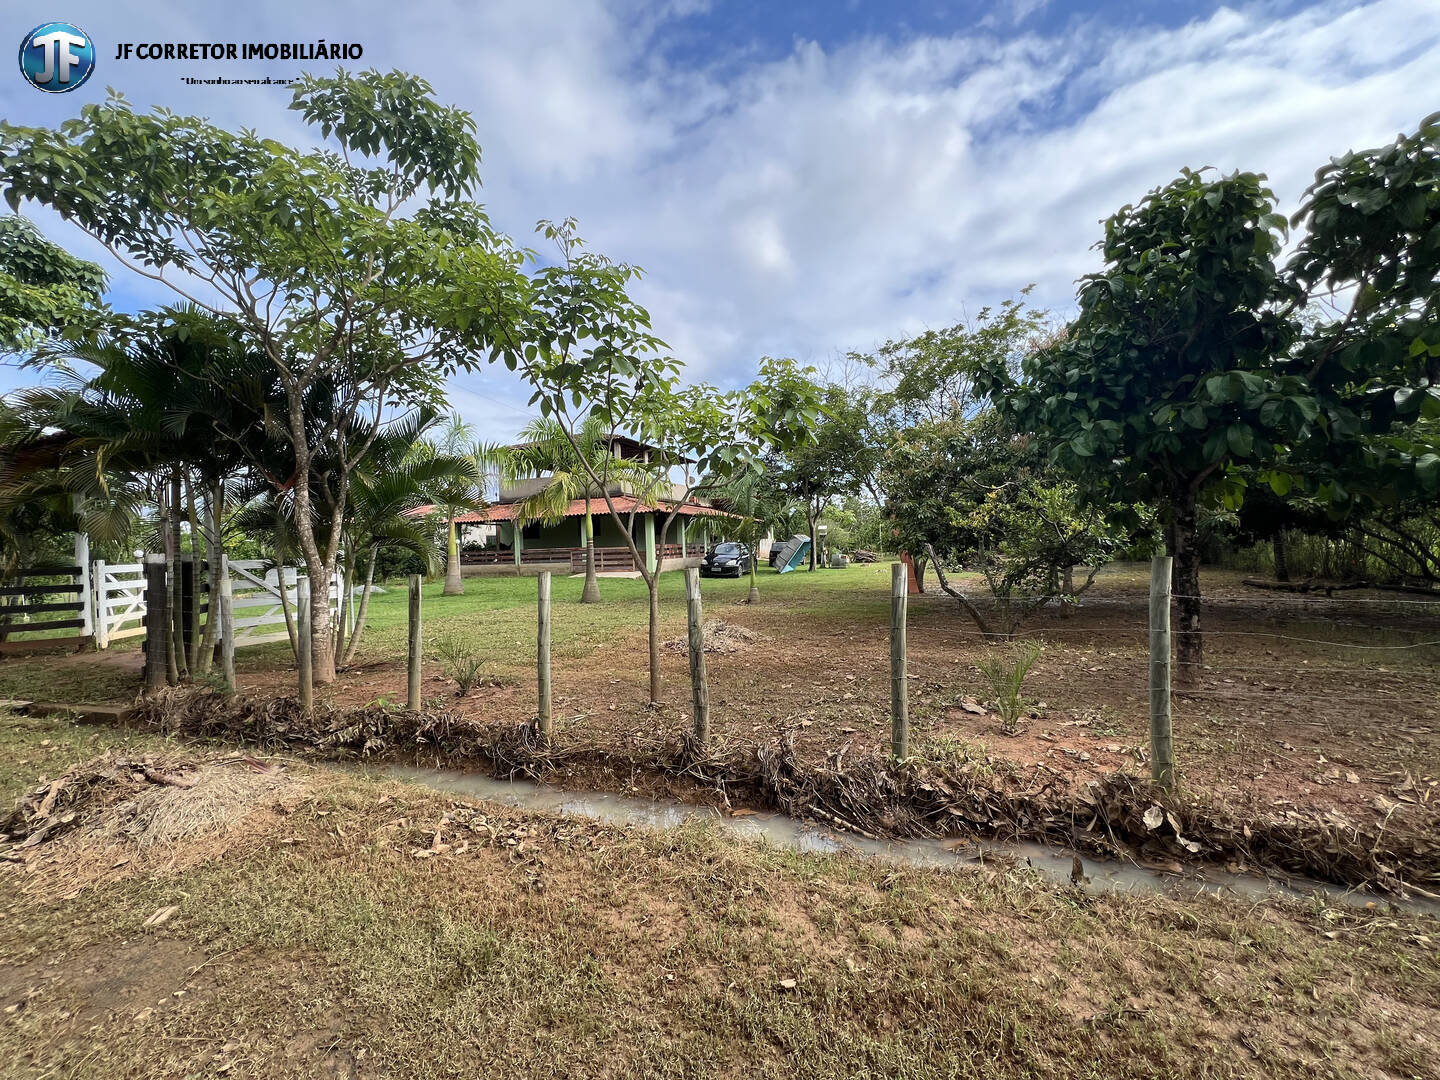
xmin=18 ymin=21 xmax=95 ymax=93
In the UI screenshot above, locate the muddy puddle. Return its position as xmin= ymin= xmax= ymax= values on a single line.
xmin=380 ymin=765 xmax=1438 ymax=915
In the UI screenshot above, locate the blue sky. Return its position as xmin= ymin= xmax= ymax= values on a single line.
xmin=2 ymin=0 xmax=1436 ymax=438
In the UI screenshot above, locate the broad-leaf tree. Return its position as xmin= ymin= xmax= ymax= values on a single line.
xmin=0 ymin=69 xmax=530 ymax=683
xmin=511 ymin=221 xmax=822 ymax=704
xmin=1280 ymin=112 xmax=1440 ymax=511
xmin=760 ymin=380 xmax=876 ymax=571
xmin=981 ymin=169 xmax=1298 ymax=683
xmin=0 ymin=215 xmax=106 ymax=351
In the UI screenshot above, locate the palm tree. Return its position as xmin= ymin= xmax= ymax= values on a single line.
xmin=415 ymin=415 xmax=511 ymax=597
xmin=6 ymin=312 xmax=266 ymax=677
xmin=431 ymin=414 xmax=475 ymax=596
xmin=712 ymin=462 xmax=773 ymax=604
xmin=507 ymin=415 xmax=650 ymax=603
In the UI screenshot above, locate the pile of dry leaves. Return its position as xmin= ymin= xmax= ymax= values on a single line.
xmin=1 ymin=751 xmax=301 ymax=898
xmin=664 ymin=619 xmax=766 ymax=655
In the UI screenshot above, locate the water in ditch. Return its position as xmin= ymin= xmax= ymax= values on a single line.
xmin=380 ymin=765 xmax=1437 ymax=915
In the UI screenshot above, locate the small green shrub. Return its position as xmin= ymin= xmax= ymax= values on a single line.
xmin=977 ymin=640 xmax=1043 ymax=734
xmin=435 ymin=632 xmax=486 ymax=696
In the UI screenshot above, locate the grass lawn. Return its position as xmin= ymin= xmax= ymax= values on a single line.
xmin=0 ymin=710 xmax=1436 ymax=1079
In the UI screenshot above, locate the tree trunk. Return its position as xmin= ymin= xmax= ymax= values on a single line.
xmin=924 ymin=543 xmax=1005 ymax=641
xmin=443 ymin=515 xmax=464 ymax=595
xmin=647 ymin=577 xmax=661 ymax=706
xmin=807 ymin=508 xmax=818 ymax=571
xmin=341 ymin=545 xmax=379 ymax=667
xmin=1168 ymin=487 xmax=1203 ymax=687
xmin=581 ymin=500 xmax=601 ymax=603
xmin=1272 ymin=532 xmax=1290 ymax=582
xmin=913 ymin=553 xmax=927 ymax=593
xmin=746 ymin=549 xmax=759 ymax=604
xmin=284 ymin=393 xmax=337 ymax=685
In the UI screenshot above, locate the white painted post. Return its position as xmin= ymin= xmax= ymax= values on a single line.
xmin=537 ymin=571 xmax=552 ymax=736
xmin=890 ymin=561 xmax=909 ymax=761
xmin=684 ymin=568 xmax=710 ymax=745
xmin=75 ymin=533 xmax=92 ymax=639
xmin=93 ymin=558 xmax=108 ymax=649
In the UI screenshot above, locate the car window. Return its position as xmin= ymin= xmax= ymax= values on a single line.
xmin=714 ymin=543 xmax=740 ymax=555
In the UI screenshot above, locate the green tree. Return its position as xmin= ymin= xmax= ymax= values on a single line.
xmin=0 ymin=70 xmax=530 ymax=684
xmin=1278 ymin=113 xmax=1440 ymax=512
xmin=507 ymin=413 xmax=650 ymax=604
xmin=981 ymin=169 xmax=1298 ymax=683
xmin=511 ymin=220 xmax=823 ymax=703
xmin=0 ymin=215 xmax=107 ymax=351
xmin=761 ymin=381 xmax=875 ymax=571
xmin=883 ymin=413 xmax=1133 ymax=637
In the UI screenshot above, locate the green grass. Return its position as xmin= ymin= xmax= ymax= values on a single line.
xmin=0 ymin=563 xmax=902 ymax=704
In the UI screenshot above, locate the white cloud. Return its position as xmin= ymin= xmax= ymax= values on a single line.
xmin=3 ymin=0 xmax=1436 ymax=439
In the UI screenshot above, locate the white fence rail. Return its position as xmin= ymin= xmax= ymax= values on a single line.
xmin=93 ymin=560 xmax=146 ymax=648
xmin=93 ymin=557 xmax=343 ymax=652
xmin=227 ymin=560 xmax=341 ymax=649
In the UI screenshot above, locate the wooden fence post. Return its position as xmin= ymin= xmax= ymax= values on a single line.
xmin=1149 ymin=555 xmax=1175 ymax=789
xmin=685 ymin=567 xmax=710 ymax=746
xmin=143 ymin=554 xmax=168 ymax=693
xmin=890 ymin=561 xmax=909 ymax=761
xmin=93 ymin=558 xmax=108 ymax=650
xmin=407 ymin=574 xmax=422 ymax=711
xmin=537 ymin=571 xmax=552 ymax=736
xmin=296 ymin=575 xmax=313 ymax=713
xmin=218 ymin=555 xmax=236 ymax=698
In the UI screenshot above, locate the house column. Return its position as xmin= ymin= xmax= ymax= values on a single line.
xmin=679 ymin=518 xmax=687 ymax=557
xmin=644 ymin=514 xmax=656 ymax=575
xmin=513 ymin=523 xmax=524 ymax=568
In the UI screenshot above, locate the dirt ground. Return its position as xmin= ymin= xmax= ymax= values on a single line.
xmin=10 ymin=566 xmax=1440 ymax=834
xmin=228 ymin=570 xmax=1440 ymax=834
xmin=2 ymin=744 xmax=1437 ymax=1079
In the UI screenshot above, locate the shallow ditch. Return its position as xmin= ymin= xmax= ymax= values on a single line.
xmin=380 ymin=765 xmax=1440 ymax=916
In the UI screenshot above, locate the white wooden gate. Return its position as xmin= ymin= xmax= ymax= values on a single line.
xmin=227 ymin=560 xmax=341 ymax=648
xmin=93 ymin=557 xmax=342 ymax=651
xmin=93 ymin=560 xmax=146 ymax=648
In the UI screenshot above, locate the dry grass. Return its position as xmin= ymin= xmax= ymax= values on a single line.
xmin=0 ymin=716 xmax=1438 ymax=1079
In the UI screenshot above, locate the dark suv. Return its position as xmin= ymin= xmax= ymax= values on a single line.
xmin=699 ymin=542 xmax=750 ymax=578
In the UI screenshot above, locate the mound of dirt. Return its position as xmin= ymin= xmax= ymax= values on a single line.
xmin=664 ymin=619 xmax=766 ymax=655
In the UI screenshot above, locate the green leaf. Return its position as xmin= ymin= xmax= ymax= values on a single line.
xmin=1226 ymin=424 xmax=1254 ymax=457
